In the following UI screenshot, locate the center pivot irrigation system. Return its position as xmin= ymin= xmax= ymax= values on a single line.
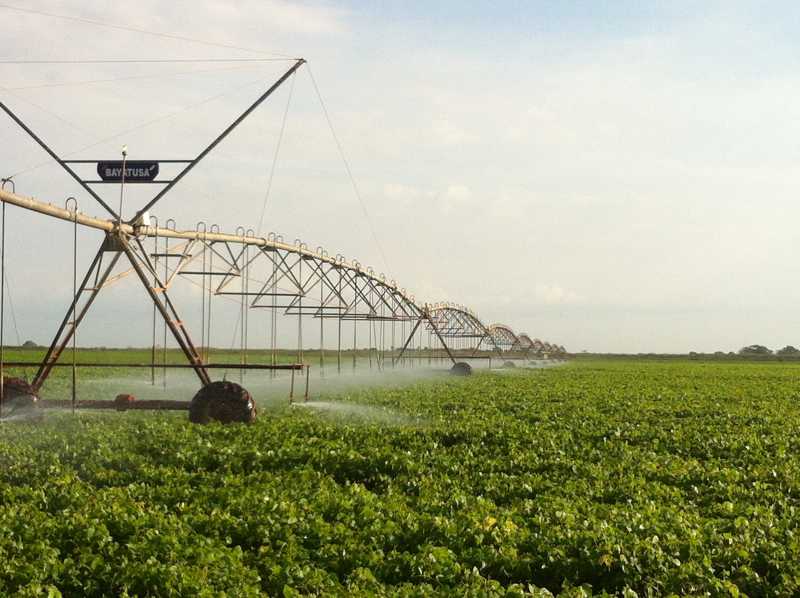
xmin=0 ymin=58 xmax=567 ymax=423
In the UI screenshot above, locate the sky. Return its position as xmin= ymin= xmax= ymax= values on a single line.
xmin=1 ymin=1 xmax=800 ymax=353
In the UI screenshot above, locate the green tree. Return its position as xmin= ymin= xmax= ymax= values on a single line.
xmin=739 ymin=344 xmax=773 ymax=355
xmin=777 ymin=345 xmax=800 ymax=356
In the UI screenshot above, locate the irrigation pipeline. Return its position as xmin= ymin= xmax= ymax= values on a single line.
xmin=1 ymin=361 xmax=303 ymax=370
xmin=0 ymin=187 xmax=567 ymax=364
xmin=0 ymin=187 xmax=416 ymax=306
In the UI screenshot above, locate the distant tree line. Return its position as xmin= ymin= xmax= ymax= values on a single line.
xmin=738 ymin=344 xmax=799 ymax=356
xmin=681 ymin=344 xmax=800 ymax=360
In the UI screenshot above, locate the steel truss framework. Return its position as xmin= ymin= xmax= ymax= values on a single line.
xmin=408 ymin=307 xmax=565 ymax=362
xmin=0 ymin=188 xmax=567 ymax=391
xmin=0 ymin=57 xmax=566 ymax=400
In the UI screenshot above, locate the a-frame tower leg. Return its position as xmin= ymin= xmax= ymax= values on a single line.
xmin=394 ymin=306 xmax=457 ymax=366
xmin=33 ymin=231 xmax=211 ymax=392
xmin=121 ymin=235 xmax=210 ymax=386
xmin=33 ymin=238 xmax=121 ymax=390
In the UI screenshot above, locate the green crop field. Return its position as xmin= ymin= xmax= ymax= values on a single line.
xmin=2 ymin=358 xmax=800 ymax=596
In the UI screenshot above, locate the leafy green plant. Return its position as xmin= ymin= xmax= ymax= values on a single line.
xmin=2 ymin=358 xmax=800 ymax=595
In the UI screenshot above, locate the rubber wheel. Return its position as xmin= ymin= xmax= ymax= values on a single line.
xmin=450 ymin=362 xmax=472 ymax=376
xmin=1 ymin=377 xmax=39 ymax=417
xmin=114 ymin=394 xmax=136 ymax=411
xmin=189 ymin=381 xmax=256 ymax=424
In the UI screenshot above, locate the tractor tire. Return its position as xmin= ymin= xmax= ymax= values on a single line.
xmin=189 ymin=381 xmax=256 ymax=424
xmin=1 ymin=377 xmax=39 ymax=418
xmin=114 ymin=394 xmax=136 ymax=411
xmin=450 ymin=362 xmax=472 ymax=376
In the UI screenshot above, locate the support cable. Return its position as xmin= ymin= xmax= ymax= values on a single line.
xmin=2 ymin=270 xmax=20 ymax=346
xmin=4 ymin=62 xmax=272 ymax=91
xmin=306 ymin=64 xmax=391 ymax=273
xmin=255 ymin=71 xmax=296 ymax=236
xmin=0 ymin=3 xmax=294 ymax=58
xmin=0 ymin=83 xmax=94 ymax=138
xmin=6 ymin=70 xmax=275 ymax=179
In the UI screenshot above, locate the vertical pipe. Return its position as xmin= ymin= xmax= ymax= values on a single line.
xmin=244 ymin=233 xmax=252 ymax=378
xmin=150 ymin=218 xmax=158 ymax=385
xmin=421 ymin=320 xmax=424 ymax=366
xmin=401 ymin=318 xmax=405 ymax=368
xmin=264 ymin=249 xmax=271 ymax=380
xmin=269 ymin=255 xmax=278 ymax=378
xmin=379 ymin=293 xmax=385 ymax=371
xmin=304 ymin=365 xmax=310 ymax=402
xmin=289 ymin=367 xmax=295 ymax=403
xmin=337 ymin=267 xmax=342 ymax=374
xmin=294 ymin=245 xmax=305 ymax=363
xmin=416 ymin=318 xmax=420 ymax=367
xmin=319 ymin=275 xmax=324 ymax=376
xmin=411 ymin=326 xmax=422 ymax=368
xmin=70 ymin=199 xmax=77 ymax=413
xmin=375 ymin=319 xmax=380 ymax=371
xmin=162 ymin=236 xmax=168 ymax=388
xmin=410 ymin=318 xmax=414 ymax=369
xmin=266 ymin=269 xmax=271 ymax=379
xmin=199 ymin=229 xmax=206 ymax=367
xmin=1 ymin=201 xmax=6 ymax=419
xmin=420 ymin=323 xmax=425 ymax=367
xmin=162 ymin=220 xmax=174 ymax=389
xmin=297 ymin=250 xmax=303 ymax=365
xmin=242 ymin=242 xmax=249 ymax=381
xmin=271 ymin=251 xmax=277 ymax=377
xmin=421 ymin=324 xmax=424 ymax=368
xmin=352 ymin=284 xmax=357 ymax=372
xmin=428 ymin=330 xmax=432 ymax=366
xmin=240 ymin=246 xmax=245 ymax=384
xmin=203 ymin=244 xmax=209 ymax=363
xmin=367 ymin=280 xmax=373 ymax=371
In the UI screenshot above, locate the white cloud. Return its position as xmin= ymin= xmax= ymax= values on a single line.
xmin=233 ymin=0 xmax=348 ymax=36
xmin=382 ymin=182 xmax=427 ymax=204
xmin=440 ymin=184 xmax=472 ymax=212
xmin=381 ymin=183 xmax=471 ymax=214
xmin=535 ymin=284 xmax=581 ymax=305
xmin=431 ymin=118 xmax=474 ymax=146
xmin=6 ymin=3 xmax=800 ymax=352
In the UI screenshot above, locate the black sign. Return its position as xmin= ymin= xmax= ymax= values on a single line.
xmin=97 ymin=161 xmax=159 ymax=183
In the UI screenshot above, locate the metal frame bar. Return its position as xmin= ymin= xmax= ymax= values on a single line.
xmin=32 ymin=241 xmax=120 ymax=389
xmin=0 ymin=102 xmax=120 ymax=219
xmin=1 ymin=60 xmax=304 ymax=225
xmin=0 ymin=185 xmax=564 ymax=396
xmin=122 ymin=236 xmax=211 ymax=385
xmin=130 ymin=58 xmax=305 ymax=223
